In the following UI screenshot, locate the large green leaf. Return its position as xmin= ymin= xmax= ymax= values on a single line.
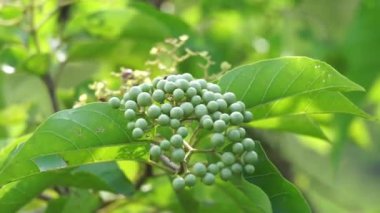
xmin=249 ymin=114 xmax=328 ymax=140
xmin=0 ymin=162 xmax=133 ymax=213
xmin=45 ymin=189 xmax=100 ymax=213
xmin=218 ymin=57 xmax=364 ymax=109
xmin=251 ymin=91 xmax=369 ymax=120
xmin=0 ymin=103 xmax=149 ymax=186
xmin=177 ymin=178 xmax=272 ymax=213
xmin=245 ymin=143 xmax=311 ymax=213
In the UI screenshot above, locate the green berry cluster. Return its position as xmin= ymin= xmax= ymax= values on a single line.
xmin=108 ymin=73 xmax=257 ymax=190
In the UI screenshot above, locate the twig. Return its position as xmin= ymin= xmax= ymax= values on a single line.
xmin=42 ymin=74 xmax=60 ymax=112
xmin=135 ymin=164 xmax=153 ymax=190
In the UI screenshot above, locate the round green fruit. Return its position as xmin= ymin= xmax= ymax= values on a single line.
xmin=172 ymin=177 xmax=185 ymax=191
xmin=242 ymin=138 xmax=255 ymax=151
xmin=108 ymin=97 xmax=121 ymax=108
xmin=202 ymin=173 xmax=215 ymax=185
xmin=221 ymin=152 xmax=236 ymax=165
xmin=132 ymin=128 xmax=144 ymax=139
xmin=137 ymin=92 xmax=152 ymax=107
xmin=184 ymin=174 xmax=197 ymax=187
xmin=192 ymin=162 xmax=207 ymax=177
xmin=243 ymin=151 xmax=258 ymax=164
xmin=171 ymin=149 xmax=185 ymax=162
xmin=244 ymin=164 xmax=255 ymax=174
xmin=220 ymin=168 xmax=232 ymax=181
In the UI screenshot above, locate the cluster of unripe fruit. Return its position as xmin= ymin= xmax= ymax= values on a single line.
xmin=108 ymin=73 xmax=258 ymax=190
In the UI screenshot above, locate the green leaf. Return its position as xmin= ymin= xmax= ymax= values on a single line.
xmin=0 ymin=162 xmax=134 ymax=213
xmin=249 ymin=114 xmax=328 ymax=140
xmin=251 ymin=91 xmax=370 ymax=120
xmin=245 ymin=142 xmax=311 ymax=213
xmin=218 ymin=56 xmax=364 ymax=109
xmin=22 ymin=53 xmax=51 ymax=76
xmin=46 ymin=189 xmax=100 ymax=213
xmin=176 ymin=178 xmax=272 ymax=213
xmin=0 ymin=103 xmax=149 ymax=186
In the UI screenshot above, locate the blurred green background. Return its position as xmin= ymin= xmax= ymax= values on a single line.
xmin=0 ymin=0 xmax=379 ymax=212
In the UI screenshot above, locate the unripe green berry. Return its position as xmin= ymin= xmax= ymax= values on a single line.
xmin=189 ymin=81 xmax=202 ymax=93
xmin=140 ymin=83 xmax=152 ymax=92
xmin=125 ymin=100 xmax=138 ymax=111
xmin=170 ymin=119 xmax=181 ymax=129
xmin=137 ymin=92 xmax=152 ymax=107
xmin=124 ymin=109 xmax=136 ymax=120
xmin=172 ymin=177 xmax=185 ymax=190
xmin=212 ymin=111 xmax=222 ymax=120
xmin=157 ymin=114 xmax=170 ymax=125
xmin=135 ymin=118 xmax=148 ymax=130
xmin=220 ymin=168 xmax=232 ymax=181
xmin=219 ymin=113 xmax=230 ymax=123
xmin=197 ymin=79 xmax=207 ymax=89
xmin=150 ymin=145 xmax=161 ymax=159
xmin=201 ymin=118 xmax=214 ymax=129
xmin=181 ymin=73 xmax=193 ymax=81
xmin=227 ymin=129 xmax=241 ymax=141
xmin=243 ymin=151 xmax=258 ymax=164
xmin=186 ymin=87 xmax=197 ymax=97
xmin=170 ymin=107 xmax=184 ymax=119
xmin=208 ymin=163 xmax=219 ymax=174
xmin=239 ymin=128 xmax=246 ymax=138
xmin=207 ymin=101 xmax=219 ymax=113
xmin=213 ymin=120 xmax=226 ymax=132
xmin=192 ymin=162 xmax=207 ymax=177
xmin=207 ymin=83 xmax=221 ymax=93
xmin=242 ymin=138 xmax=255 ymax=151
xmin=244 ymin=111 xmax=253 ymax=122
xmin=195 ymin=104 xmax=208 ymax=118
xmin=170 ymin=134 xmax=183 ymax=148
xmin=202 ymin=91 xmax=215 ymax=103
xmin=129 ymin=86 xmax=142 ymax=100
xmin=244 ymin=164 xmax=255 ymax=174
xmin=230 ymin=112 xmax=244 ymax=125
xmin=173 ymin=88 xmax=185 ymax=101
xmin=123 ymin=92 xmax=131 ymax=101
xmin=152 ymin=89 xmax=165 ymax=103
xmin=221 ymin=152 xmax=236 ymax=165
xmin=147 ymin=105 xmax=161 ymax=119
xmin=184 ymin=174 xmax=197 ymax=187
xmin=180 ymin=102 xmax=194 ymax=116
xmin=161 ymin=103 xmax=172 ymax=114
xmin=202 ymin=173 xmax=215 ymax=185
xmin=132 ymin=128 xmax=144 ymax=138
xmin=175 ymin=79 xmax=190 ymax=90
xmin=108 ymin=97 xmax=121 ymax=108
xmin=156 ymin=80 xmax=167 ymax=90
xmin=211 ymin=133 xmax=225 ymax=147
xmin=229 ymin=102 xmax=244 ymax=113
xmin=152 ymin=77 xmax=161 ymax=88
xmin=223 ymin=92 xmax=236 ymax=105
xmin=216 ymin=99 xmax=228 ymax=112
xmin=167 ymin=75 xmax=177 ymax=82
xmin=191 ymin=95 xmax=202 ymax=105
xmin=164 ymin=81 xmax=176 ymax=93
xmin=232 ymin=143 xmax=244 ymax=154
xmin=231 ymin=163 xmax=243 ymax=174
xmin=160 ymin=139 xmax=171 ymax=150
xmin=171 ymin=149 xmax=185 ymax=162
xmin=177 ymin=127 xmax=188 ymax=137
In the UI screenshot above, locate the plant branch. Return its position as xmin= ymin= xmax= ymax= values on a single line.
xmin=42 ymin=74 xmax=60 ymax=112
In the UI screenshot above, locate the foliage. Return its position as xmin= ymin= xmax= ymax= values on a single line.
xmin=0 ymin=0 xmax=379 ymax=212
